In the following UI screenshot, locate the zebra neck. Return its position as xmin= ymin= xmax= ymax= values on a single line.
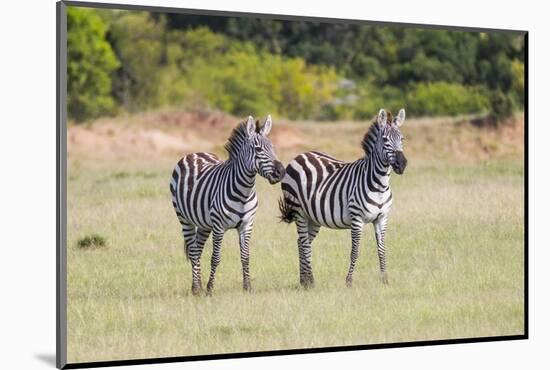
xmin=226 ymin=155 xmax=257 ymax=197
xmin=364 ymin=151 xmax=391 ymax=189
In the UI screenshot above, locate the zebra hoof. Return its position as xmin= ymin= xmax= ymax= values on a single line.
xmin=380 ymin=273 xmax=389 ymax=285
xmin=345 ymin=277 xmax=353 ymax=288
xmin=243 ymin=283 xmax=252 ymax=292
xmin=300 ymin=276 xmax=314 ymax=289
xmin=191 ymin=286 xmax=202 ymax=296
xmin=206 ymin=282 xmax=214 ymax=296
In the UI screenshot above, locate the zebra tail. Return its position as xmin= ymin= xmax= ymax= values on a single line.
xmin=278 ymin=196 xmax=296 ymax=224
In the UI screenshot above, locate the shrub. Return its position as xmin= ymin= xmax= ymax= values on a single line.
xmin=405 ymin=82 xmax=490 ymax=116
xmin=77 ymin=234 xmax=107 ymax=249
xmin=66 ymin=11 xmax=525 ymax=121
xmin=510 ymin=59 xmax=525 ymax=107
xmin=489 ymin=90 xmax=515 ymax=122
xmin=180 ymin=29 xmax=340 ymax=119
xmin=103 ymin=11 xmax=177 ymax=112
xmin=67 ymin=8 xmax=120 ymax=122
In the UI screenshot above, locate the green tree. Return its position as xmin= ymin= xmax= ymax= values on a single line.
xmin=101 ymin=11 xmax=169 ymax=111
xmin=489 ymin=90 xmax=514 ymax=122
xmin=67 ymin=7 xmax=119 ymax=122
xmin=67 ymin=9 xmax=525 ymax=121
xmin=510 ymin=59 xmax=525 ymax=106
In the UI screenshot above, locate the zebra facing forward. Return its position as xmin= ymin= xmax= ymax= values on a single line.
xmin=279 ymin=109 xmax=408 ymax=288
xmin=170 ymin=116 xmax=285 ymax=295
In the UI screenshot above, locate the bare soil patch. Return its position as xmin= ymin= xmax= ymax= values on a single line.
xmin=68 ymin=110 xmax=524 ymax=162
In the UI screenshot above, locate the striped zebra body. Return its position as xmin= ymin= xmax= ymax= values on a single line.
xmin=279 ymin=109 xmax=407 ymax=288
xmin=171 ymin=152 xmax=258 ymax=231
xmin=283 ymin=151 xmax=393 ymax=228
xmin=170 ymin=116 xmax=285 ymax=295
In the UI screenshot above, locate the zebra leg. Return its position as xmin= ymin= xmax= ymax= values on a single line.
xmin=238 ymin=223 xmax=253 ymax=291
xmin=308 ymin=223 xmax=321 ymax=244
xmin=180 ymin=222 xmax=201 ymax=295
xmin=346 ymin=219 xmax=364 ymax=287
xmin=188 ymin=227 xmax=211 ymax=295
xmin=374 ymin=215 xmax=389 ymax=285
xmin=206 ymin=229 xmax=224 ymax=296
xmin=296 ymin=218 xmax=314 ymax=288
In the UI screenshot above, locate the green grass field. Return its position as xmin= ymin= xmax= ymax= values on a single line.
xmin=66 ymin=116 xmax=524 ymax=363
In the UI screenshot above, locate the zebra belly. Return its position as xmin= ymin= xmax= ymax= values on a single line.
xmin=306 ymin=191 xmax=392 ymax=227
xmin=361 ymin=211 xmax=381 ymax=224
xmin=294 ymin=200 xmax=352 ymax=229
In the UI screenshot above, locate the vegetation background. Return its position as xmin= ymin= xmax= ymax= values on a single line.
xmin=65 ymin=5 xmax=525 ymax=364
xmin=67 ymin=7 xmax=524 ymax=123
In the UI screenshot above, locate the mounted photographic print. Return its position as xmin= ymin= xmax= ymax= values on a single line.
xmin=56 ymin=1 xmax=527 ymax=368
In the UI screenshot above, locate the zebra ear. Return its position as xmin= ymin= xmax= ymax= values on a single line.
xmin=246 ymin=116 xmax=256 ymax=137
xmin=395 ymin=108 xmax=406 ymax=127
xmin=377 ymin=109 xmax=388 ymax=127
xmin=260 ymin=115 xmax=273 ymax=136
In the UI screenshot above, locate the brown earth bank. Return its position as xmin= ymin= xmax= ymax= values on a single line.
xmin=68 ymin=110 xmax=524 ymax=163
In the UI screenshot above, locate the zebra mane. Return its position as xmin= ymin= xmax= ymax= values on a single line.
xmin=361 ymin=112 xmax=392 ymax=157
xmin=224 ymin=121 xmax=258 ymax=159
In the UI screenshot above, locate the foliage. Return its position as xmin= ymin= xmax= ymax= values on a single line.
xmin=77 ymin=234 xmax=107 ymax=249
xmin=164 ymin=16 xmax=524 ymax=87
xmin=99 ymin=11 xmax=187 ymax=112
xmin=405 ymin=82 xmax=490 ymax=117
xmin=183 ymin=47 xmax=338 ymax=119
xmin=67 ymin=7 xmax=526 ymax=122
xmin=510 ymin=59 xmax=525 ymax=106
xmin=105 ymin=21 xmax=339 ymax=120
xmin=67 ymin=7 xmax=120 ymax=121
xmin=489 ymin=90 xmax=515 ymax=121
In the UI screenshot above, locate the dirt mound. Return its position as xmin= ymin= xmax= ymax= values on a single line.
xmin=68 ymin=110 xmax=523 ymax=162
xmin=68 ymin=123 xmax=192 ymax=158
xmin=270 ymin=123 xmax=304 ymax=149
xmin=68 ymin=110 xmax=305 ymax=159
xmin=90 ymin=110 xmax=238 ymax=130
xmin=68 ymin=110 xmax=233 ymax=158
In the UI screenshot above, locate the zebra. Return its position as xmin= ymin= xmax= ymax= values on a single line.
xmin=170 ymin=115 xmax=285 ymax=296
xmin=278 ymin=108 xmax=407 ymax=288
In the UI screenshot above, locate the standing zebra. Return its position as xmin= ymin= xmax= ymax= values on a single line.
xmin=170 ymin=116 xmax=285 ymax=295
xmin=279 ymin=109 xmax=407 ymax=288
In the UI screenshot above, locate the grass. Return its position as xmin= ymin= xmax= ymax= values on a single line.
xmin=66 ymin=117 xmax=525 ymax=363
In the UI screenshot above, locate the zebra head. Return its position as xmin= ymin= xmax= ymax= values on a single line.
xmin=377 ymin=108 xmax=408 ymax=175
xmin=245 ymin=115 xmax=285 ymax=184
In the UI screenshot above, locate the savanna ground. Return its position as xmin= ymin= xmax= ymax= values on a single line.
xmin=67 ymin=111 xmax=525 ymax=363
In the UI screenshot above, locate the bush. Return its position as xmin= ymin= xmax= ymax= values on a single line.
xmin=180 ymin=28 xmax=339 ymax=119
xmin=77 ymin=234 xmax=107 ymax=249
xmin=103 ymin=11 xmax=184 ymax=112
xmin=67 ymin=8 xmax=120 ymax=122
xmin=405 ymin=82 xmax=490 ymax=116
xmin=489 ymin=90 xmax=515 ymax=122
xmin=66 ymin=11 xmax=524 ymax=121
xmin=510 ymin=59 xmax=525 ymax=107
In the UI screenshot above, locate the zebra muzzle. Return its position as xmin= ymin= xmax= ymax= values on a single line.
xmin=392 ymin=151 xmax=407 ymax=175
xmin=269 ymin=160 xmax=286 ymax=184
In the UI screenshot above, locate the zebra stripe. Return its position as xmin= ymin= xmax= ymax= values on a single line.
xmin=279 ymin=108 xmax=408 ymax=288
xmin=170 ymin=116 xmax=285 ymax=295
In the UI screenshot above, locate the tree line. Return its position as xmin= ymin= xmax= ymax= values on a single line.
xmin=67 ymin=7 xmax=525 ymax=122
